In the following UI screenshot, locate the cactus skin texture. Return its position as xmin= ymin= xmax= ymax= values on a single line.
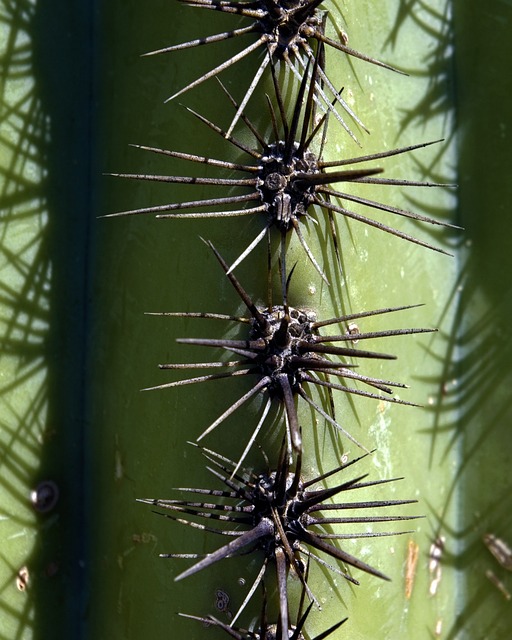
xmin=1 ymin=1 xmax=512 ymax=639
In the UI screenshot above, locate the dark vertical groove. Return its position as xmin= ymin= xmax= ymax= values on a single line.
xmin=29 ymin=1 xmax=95 ymax=636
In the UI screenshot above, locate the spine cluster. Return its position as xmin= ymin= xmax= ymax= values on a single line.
xmin=109 ymin=2 xmax=458 ymax=637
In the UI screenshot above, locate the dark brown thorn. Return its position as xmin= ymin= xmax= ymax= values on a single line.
xmin=194 ymin=441 xmax=257 ymax=480
xmin=313 ymin=30 xmax=406 ymax=76
xmin=308 ymin=498 xmax=418 ymax=513
xmin=192 ymin=441 xmax=257 ymax=488
xmin=354 ymin=176 xmax=457 ymax=189
xmin=259 ymin=579 xmax=268 ymax=640
xmin=279 ymin=233 xmax=287 ymax=305
xmin=283 ymin=263 xmax=297 ymax=313
xmin=146 ymin=310 xmax=250 ymax=323
xmin=290 ymin=356 xmax=356 ymax=370
xmin=275 ymin=547 xmax=289 ymax=640
xmin=226 ymin=49 xmax=272 ymax=137
xmin=295 ymin=475 xmax=368 ymax=515
xmin=313 ymin=618 xmax=349 ymax=640
xmin=143 ymin=24 xmax=257 ymax=56
xmin=299 ymin=546 xmax=359 ymax=585
xmin=227 ymin=224 xmax=271 ymax=274
xmin=216 ymin=77 xmax=267 ymax=147
xmin=293 ymin=602 xmax=315 ymax=640
xmin=102 ymin=192 xmax=260 ymax=218
xmin=313 ymin=326 xmax=437 ymax=344
xmin=158 ymin=360 xmax=246 ymax=370
xmin=218 ymin=345 xmax=262 ymax=360
xmin=318 ymin=476 xmax=410 ymax=498
xmin=301 ymin=373 xmax=419 ymax=406
xmin=165 ymin=36 xmax=268 ymax=103
xmin=153 ymin=511 xmax=239 ymax=537
xmin=318 ymin=139 xmax=445 ymax=169
xmin=203 ymin=457 xmax=253 ymax=494
xmin=292 ymin=219 xmax=329 ymax=285
xmin=106 ymin=172 xmax=257 ymax=187
xmin=269 ymin=54 xmax=288 ymax=141
xmin=129 ymin=143 xmax=258 ymax=173
xmin=299 ymin=42 xmax=322 ymax=154
xmin=295 ymin=556 xmax=312 ymax=630
xmin=175 ymin=337 xmax=265 ymax=351
xmin=287 ymin=440 xmax=302 ymax=499
xmin=179 ymin=0 xmax=263 ymax=19
xmin=312 ymin=43 xmax=368 ymax=129
xmin=285 ymin=57 xmax=312 ymax=164
xmin=303 ymin=105 xmax=330 ymax=153
xmin=297 ymin=340 xmax=396 ymax=359
xmin=266 ymin=92 xmax=281 ymax=143
xmin=230 ymin=397 xmax=272 ymax=479
xmin=302 ymin=451 xmax=374 ymax=489
xmin=319 ymin=185 xmax=460 ymax=230
xmin=178 ymin=614 xmax=244 ymax=640
xmin=274 ymin=316 xmax=292 ymax=351
xmin=277 ymin=373 xmax=301 ymax=452
xmin=157 ymin=205 xmax=265 ymax=220
xmin=203 ymin=239 xmax=269 ymax=330
xmin=273 ymin=505 xmax=316 ymax=607
xmin=139 ymin=487 xmax=237 ymax=502
xmin=142 ymin=368 xmax=252 ymax=392
xmin=300 ymin=68 xmax=341 ymax=155
xmin=230 ymin=559 xmax=268 ymax=628
xmin=300 ymin=528 xmax=390 ymax=581
xmin=314 ymin=530 xmax=419 ymax=540
xmin=204 ymin=465 xmax=252 ymax=501
xmin=275 ymin=436 xmax=290 ymax=502
xmin=297 ymin=388 xmax=368 ymax=451
xmin=312 ymin=513 xmax=422 ymax=526
xmin=160 ymin=552 xmax=203 ymax=559
xmin=197 ymin=376 xmax=271 ymax=441
xmin=184 ymin=106 xmax=261 ymax=158
xmin=174 ymin=518 xmax=273 ymax=581
xmin=312 ymin=357 xmax=363 ymax=380
xmin=149 ymin=486 xmax=236 ymax=498
xmin=290 ymin=51 xmax=360 ymax=144
xmin=149 ymin=502 xmax=252 ymax=525
xmin=169 ymin=486 xmax=243 ymax=502
xmin=189 ymin=462 xmax=252 ymax=498
xmin=295 ymin=166 xmax=383 ymax=187
xmin=312 ymin=367 xmax=407 ymax=393
xmin=266 ymin=232 xmax=273 ymax=310
xmin=311 ymin=303 xmax=424 ymax=329
xmin=315 ymin=196 xmax=453 ymax=256
xmin=300 ymin=41 xmax=369 ymax=135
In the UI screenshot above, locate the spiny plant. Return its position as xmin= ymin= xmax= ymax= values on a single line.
xmin=179 ymin=611 xmax=346 ymax=639
xmin=179 ymin=578 xmax=347 ymax=639
xmin=144 ymin=0 xmax=404 ymax=136
xmin=144 ymin=240 xmax=436 ymax=465
xmin=105 ymin=51 xmax=458 ymax=286
xmin=103 ymin=2 xmax=459 ymax=638
xmin=139 ymin=442 xmax=420 ymax=638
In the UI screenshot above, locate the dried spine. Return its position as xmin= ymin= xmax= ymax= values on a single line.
xmin=140 ymin=444 xmax=419 ymax=638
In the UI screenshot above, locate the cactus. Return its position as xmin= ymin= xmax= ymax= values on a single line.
xmin=1 ymin=1 xmax=512 ymax=639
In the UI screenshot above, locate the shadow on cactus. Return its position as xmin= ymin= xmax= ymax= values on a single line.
xmin=139 ymin=443 xmax=420 ymax=639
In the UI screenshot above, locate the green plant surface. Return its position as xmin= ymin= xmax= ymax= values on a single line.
xmin=0 ymin=2 xmax=94 ymax=638
xmin=90 ymin=2 xmax=462 ymax=638
xmin=2 ymin=1 xmax=512 ymax=639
